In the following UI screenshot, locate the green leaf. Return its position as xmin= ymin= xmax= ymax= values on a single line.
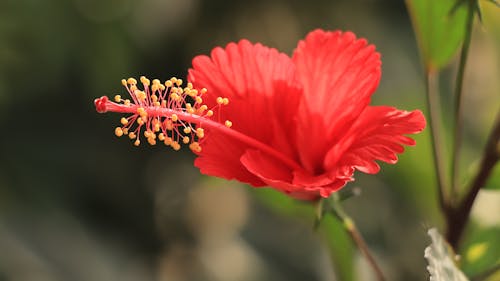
xmin=460 ymin=224 xmax=500 ymax=277
xmin=406 ymin=0 xmax=469 ymax=70
xmin=484 ymin=163 xmax=500 ymax=190
xmin=425 ymin=228 xmax=469 ymax=281
xmin=320 ymin=215 xmax=355 ymax=281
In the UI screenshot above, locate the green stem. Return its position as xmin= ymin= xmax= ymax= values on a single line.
xmin=451 ymin=0 xmax=475 ymax=202
xmin=425 ymin=70 xmax=450 ymax=212
xmin=327 ymin=195 xmax=386 ymax=281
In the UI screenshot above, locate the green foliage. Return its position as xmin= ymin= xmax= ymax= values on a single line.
xmin=460 ymin=224 xmax=500 ymax=277
xmin=253 ymin=188 xmax=355 ymax=281
xmin=484 ymin=164 xmax=500 ymax=190
xmin=406 ymin=0 xmax=469 ymax=70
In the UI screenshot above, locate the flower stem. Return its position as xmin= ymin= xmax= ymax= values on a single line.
xmin=451 ymin=0 xmax=475 ymax=202
xmin=446 ymin=111 xmax=500 ymax=248
xmin=326 ymin=195 xmax=386 ymax=281
xmin=425 ymin=71 xmax=450 ymax=212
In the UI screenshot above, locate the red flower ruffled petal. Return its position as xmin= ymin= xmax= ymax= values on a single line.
xmin=325 ymin=106 xmax=426 ymax=174
xmin=185 ymin=29 xmax=426 ymax=200
xmin=292 ymin=29 xmax=382 ymax=174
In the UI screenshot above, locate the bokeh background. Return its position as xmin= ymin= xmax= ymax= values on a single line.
xmin=0 ymin=0 xmax=499 ymax=280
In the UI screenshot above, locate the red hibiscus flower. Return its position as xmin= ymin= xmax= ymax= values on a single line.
xmin=94 ymin=29 xmax=425 ymax=201
xmin=187 ymin=29 xmax=426 ymax=200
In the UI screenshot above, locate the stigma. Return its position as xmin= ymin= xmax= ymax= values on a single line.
xmin=94 ymin=76 xmax=229 ymax=152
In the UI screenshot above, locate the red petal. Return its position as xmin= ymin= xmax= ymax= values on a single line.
xmin=241 ymin=149 xmax=354 ymax=199
xmin=188 ymin=40 xmax=302 ymax=185
xmin=292 ymin=29 xmax=381 ymax=173
xmin=325 ymin=106 xmax=426 ymax=174
xmin=194 ymin=135 xmax=266 ymax=186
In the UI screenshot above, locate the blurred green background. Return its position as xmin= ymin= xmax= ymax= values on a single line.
xmin=0 ymin=0 xmax=499 ymax=280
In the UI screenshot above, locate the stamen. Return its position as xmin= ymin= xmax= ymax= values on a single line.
xmin=94 ymin=76 xmax=230 ymax=152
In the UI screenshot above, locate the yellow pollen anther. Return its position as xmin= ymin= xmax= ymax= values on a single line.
xmin=165 ymin=80 xmax=173 ymax=87
xmin=182 ymin=136 xmax=190 ymax=144
xmin=200 ymin=88 xmax=207 ymax=94
xmin=183 ymin=127 xmax=192 ymax=134
xmin=196 ymin=128 xmax=204 ymax=138
xmin=134 ymin=139 xmax=140 ymax=146
xmin=137 ymin=118 xmax=144 ymax=125
xmin=120 ymin=117 xmax=128 ymax=125
xmin=206 ymin=110 xmax=213 ymax=117
xmin=114 ymin=95 xmax=121 ymax=102
xmin=176 ymin=79 xmax=183 ymax=86
xmin=140 ymin=76 xmax=150 ymax=86
xmin=216 ymin=97 xmax=224 ymax=105
xmin=127 ymin=78 xmax=137 ymax=85
xmin=195 ymin=96 xmax=203 ymax=104
xmin=124 ymin=99 xmax=131 ymax=106
xmin=189 ymin=89 xmax=198 ymax=97
xmin=170 ymin=93 xmax=179 ymax=100
xmin=172 ymin=141 xmax=181 ymax=151
xmin=222 ymin=98 xmax=229 ymax=105
xmin=122 ymin=128 xmax=128 ymax=134
xmin=225 ymin=120 xmax=232 ymax=128
xmin=171 ymin=114 xmax=178 ymax=122
xmin=129 ymin=132 xmax=136 ymax=139
xmin=189 ymin=142 xmax=201 ymax=152
xmin=115 ymin=127 xmax=123 ymax=137
xmin=158 ymin=133 xmax=165 ymax=141
xmin=121 ymin=79 xmax=127 ymax=86
xmin=164 ymin=137 xmax=173 ymax=146
xmin=187 ymin=82 xmax=193 ymax=89
xmin=148 ymin=138 xmax=156 ymax=145
xmin=186 ymin=103 xmax=195 ymax=114
xmin=165 ymin=120 xmax=174 ymax=130
xmin=189 ymin=142 xmax=202 ymax=152
xmin=136 ymin=90 xmax=146 ymax=101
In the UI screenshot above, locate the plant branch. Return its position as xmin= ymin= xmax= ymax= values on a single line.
xmin=451 ymin=0 xmax=475 ymax=202
xmin=425 ymin=70 xmax=450 ymax=212
xmin=446 ymin=111 xmax=500 ymax=248
xmin=326 ymin=195 xmax=386 ymax=281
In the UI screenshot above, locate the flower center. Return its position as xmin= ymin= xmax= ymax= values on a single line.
xmin=94 ymin=76 xmax=230 ymax=152
xmin=94 ymin=76 xmax=303 ymax=171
